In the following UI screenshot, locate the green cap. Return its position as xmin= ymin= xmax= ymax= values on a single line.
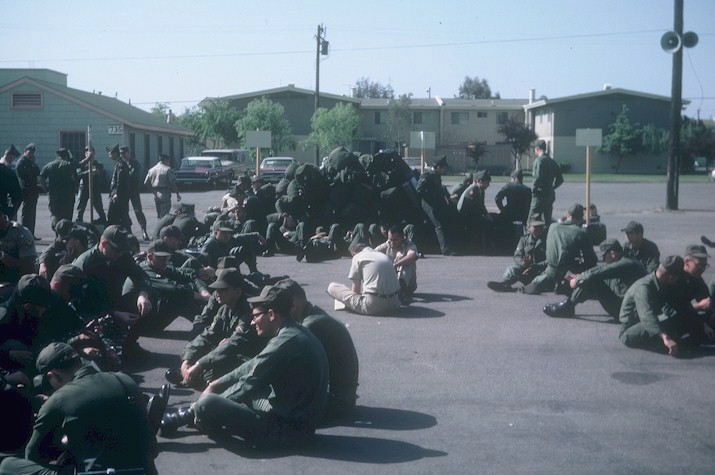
xmin=147 ymin=239 xmax=172 ymax=256
xmin=36 ymin=342 xmax=79 ymax=374
xmin=102 ymin=225 xmax=132 ymax=254
xmin=685 ymin=244 xmax=709 ymax=259
xmin=208 ymin=268 xmax=243 ymax=289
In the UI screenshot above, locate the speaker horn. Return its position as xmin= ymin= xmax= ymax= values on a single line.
xmin=660 ymin=31 xmax=681 ymax=53
xmin=682 ymin=31 xmax=699 ymax=48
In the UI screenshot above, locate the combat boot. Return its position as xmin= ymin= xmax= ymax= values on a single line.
xmin=159 ymin=406 xmax=195 ymax=436
xmin=487 ymin=280 xmax=515 ymax=292
xmin=543 ymin=299 xmax=575 ymax=318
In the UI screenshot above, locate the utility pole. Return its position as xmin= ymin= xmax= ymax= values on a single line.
xmin=666 ymin=0 xmax=683 ymax=210
xmin=314 ymin=24 xmax=326 ymax=166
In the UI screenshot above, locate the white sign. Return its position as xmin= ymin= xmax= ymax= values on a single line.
xmin=410 ymin=131 xmax=435 ymax=149
xmin=108 ymin=124 xmax=124 ymax=135
xmin=246 ymin=130 xmax=272 ymax=148
xmin=575 ymin=128 xmax=602 ymax=147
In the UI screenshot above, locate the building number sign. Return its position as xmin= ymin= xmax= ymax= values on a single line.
xmin=108 ymin=124 xmax=124 ymax=135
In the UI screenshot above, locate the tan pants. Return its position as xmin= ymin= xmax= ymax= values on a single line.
xmin=327 ymin=282 xmax=400 ymax=316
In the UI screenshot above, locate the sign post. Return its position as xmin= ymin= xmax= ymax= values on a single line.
xmin=575 ymin=128 xmax=602 ymax=224
xmin=410 ymin=131 xmax=435 ymax=173
xmin=246 ymin=130 xmax=272 ymax=176
xmin=87 ymin=125 xmax=94 ymax=224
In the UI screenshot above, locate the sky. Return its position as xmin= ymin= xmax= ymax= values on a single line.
xmin=3 ymin=0 xmax=714 ymax=119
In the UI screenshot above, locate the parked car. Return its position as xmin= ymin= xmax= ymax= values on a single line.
xmin=259 ymin=156 xmax=296 ymax=182
xmin=175 ymin=156 xmax=235 ymax=189
xmin=200 ymin=148 xmax=253 ymax=177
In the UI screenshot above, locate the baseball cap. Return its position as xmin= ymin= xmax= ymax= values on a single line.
xmin=159 ymin=225 xmax=183 ymax=240
xmin=568 ymin=203 xmax=585 ymax=220
xmin=24 ymin=143 xmax=36 ymax=152
xmin=147 ymin=239 xmax=172 ymax=256
xmin=685 ymin=244 xmax=709 ymax=259
xmin=599 ymin=238 xmax=623 ymax=257
xmin=213 ymin=219 xmax=234 ymax=232
xmin=53 ymin=264 xmax=85 ymax=283
xmin=102 ymin=225 xmax=132 ymax=254
xmin=475 ymin=169 xmax=491 ymax=182
xmin=106 ymin=144 xmax=120 ymax=154
xmin=621 ymin=221 xmax=643 ymax=234
xmin=208 ymin=268 xmax=244 ymax=289
xmin=661 ymin=255 xmax=685 ymax=276
xmin=36 ymin=342 xmax=79 ymax=374
xmin=55 ymin=219 xmax=74 ymax=239
xmin=6 ymin=144 xmax=21 ymax=157
xmin=14 ymin=274 xmax=53 ymax=306
xmin=246 ymin=284 xmax=284 ymax=305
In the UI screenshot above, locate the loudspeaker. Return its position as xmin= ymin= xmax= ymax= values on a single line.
xmin=682 ymin=31 xmax=699 ymax=48
xmin=660 ymin=31 xmax=681 ymax=53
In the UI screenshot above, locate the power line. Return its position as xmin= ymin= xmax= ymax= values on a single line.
xmin=0 ymin=29 xmax=679 ymax=64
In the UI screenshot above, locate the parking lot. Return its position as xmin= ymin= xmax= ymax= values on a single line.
xmin=28 ymin=179 xmax=715 ymax=474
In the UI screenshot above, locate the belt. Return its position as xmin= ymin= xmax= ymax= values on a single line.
xmin=367 ymin=291 xmax=399 ymax=299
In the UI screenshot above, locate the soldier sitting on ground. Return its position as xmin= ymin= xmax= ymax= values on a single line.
xmin=521 ymin=203 xmax=597 ymax=295
xmin=619 ymin=256 xmax=713 ymax=357
xmin=166 ymin=268 xmax=264 ymax=390
xmin=375 ymin=224 xmax=418 ymax=302
xmin=622 ymin=221 xmax=660 ymax=272
xmin=542 ymin=238 xmax=647 ymax=319
xmin=487 ymin=218 xmax=547 ymax=292
xmin=160 ymin=284 xmax=328 ymax=446
xmin=280 ymin=278 xmax=359 ymax=421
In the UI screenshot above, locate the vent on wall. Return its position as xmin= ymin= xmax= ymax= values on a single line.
xmin=12 ymin=93 xmax=43 ymax=108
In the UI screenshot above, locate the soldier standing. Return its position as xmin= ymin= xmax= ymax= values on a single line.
xmin=528 ymin=139 xmax=563 ymax=226
xmin=0 ymin=145 xmax=22 ymax=219
xmin=121 ymin=146 xmax=149 ymax=240
xmin=76 ymin=145 xmax=107 ymax=223
xmin=14 ymin=143 xmax=40 ymax=239
xmin=144 ymin=153 xmax=181 ymax=219
xmin=106 ymin=144 xmax=131 ymax=229
xmin=416 ymin=155 xmax=459 ymax=255
xmin=39 ymin=148 xmax=78 ymax=233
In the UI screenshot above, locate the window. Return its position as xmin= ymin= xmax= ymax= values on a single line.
xmin=413 ymin=111 xmax=422 ymax=125
xmin=60 ymin=131 xmax=86 ymax=160
xmin=451 ymin=112 xmax=469 ymax=125
xmin=477 ymin=111 xmax=488 ymax=118
xmin=12 ymin=93 xmax=42 ymax=108
xmin=497 ymin=112 xmax=508 ymax=124
xmin=374 ymin=111 xmax=382 ymax=125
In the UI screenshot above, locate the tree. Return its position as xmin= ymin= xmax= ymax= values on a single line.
xmin=304 ymin=103 xmax=361 ymax=155
xmin=456 ymin=76 xmax=500 ymax=99
xmin=600 ymin=105 xmax=643 ymax=173
xmin=352 ymin=77 xmax=395 ymax=99
xmin=386 ymin=93 xmax=413 ymax=147
xmin=465 ymin=140 xmax=489 ymax=169
xmin=150 ymin=102 xmax=170 ymax=119
xmin=497 ymin=115 xmax=538 ymax=170
xmin=681 ymin=117 xmax=715 ymax=171
xmin=234 ymin=97 xmax=296 ymax=155
xmin=176 ymin=100 xmax=242 ymax=150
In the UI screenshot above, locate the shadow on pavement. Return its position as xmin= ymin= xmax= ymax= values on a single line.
xmin=409 ymin=292 xmax=472 ymax=304
xmin=124 ymin=351 xmax=180 ymax=372
xmin=327 ymin=405 xmax=438 ymax=431
xmin=219 ymin=433 xmax=448 ymax=463
xmin=395 ymin=305 xmax=445 ymax=319
xmin=156 ymin=329 xmax=192 ymax=341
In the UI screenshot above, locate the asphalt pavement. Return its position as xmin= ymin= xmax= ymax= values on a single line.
xmin=27 ymin=180 xmax=715 ymax=474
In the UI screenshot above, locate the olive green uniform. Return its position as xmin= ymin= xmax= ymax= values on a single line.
xmin=528 ymin=153 xmax=563 ymax=225
xmin=300 ymin=304 xmax=359 ymax=420
xmin=40 ymin=157 xmax=78 ymax=231
xmin=193 ymin=320 xmax=328 ymax=443
xmin=501 ymin=231 xmax=547 ymax=285
xmin=0 ymin=366 xmax=156 ymax=475
xmin=623 ymin=238 xmax=661 ymax=273
xmin=570 ymin=257 xmax=647 ymax=318
xmin=529 ymin=220 xmax=597 ymax=292
xmin=181 ymin=300 xmax=263 ymax=384
xmin=619 ymin=272 xmax=671 ymax=351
